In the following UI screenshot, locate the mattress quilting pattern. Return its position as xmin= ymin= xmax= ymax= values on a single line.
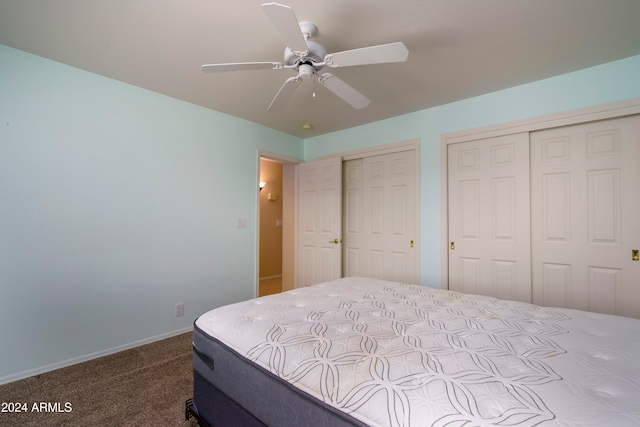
xmin=195 ymin=277 xmax=640 ymax=426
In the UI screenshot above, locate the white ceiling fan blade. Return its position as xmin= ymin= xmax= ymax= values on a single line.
xmin=201 ymin=62 xmax=282 ymax=73
xmin=318 ymin=73 xmax=370 ymax=109
xmin=268 ymin=76 xmax=301 ymax=111
xmin=262 ymin=2 xmax=308 ymax=53
xmin=325 ymin=42 xmax=409 ymax=68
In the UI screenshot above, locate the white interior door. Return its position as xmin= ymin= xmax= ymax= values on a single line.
xmin=362 ymin=150 xmax=417 ymax=283
xmin=531 ymin=115 xmax=640 ymax=318
xmin=343 ymin=150 xmax=418 ymax=283
xmin=296 ymin=157 xmax=342 ymax=287
xmin=448 ymin=133 xmax=531 ymax=302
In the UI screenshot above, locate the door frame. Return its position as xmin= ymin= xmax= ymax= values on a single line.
xmin=256 ymin=150 xmax=303 ymax=297
xmin=440 ymin=97 xmax=640 ymax=289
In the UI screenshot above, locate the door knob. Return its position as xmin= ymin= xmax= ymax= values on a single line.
xmin=329 ymin=238 xmax=339 ymax=244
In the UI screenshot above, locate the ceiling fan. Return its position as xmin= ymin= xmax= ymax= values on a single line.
xmin=201 ymin=2 xmax=409 ymax=111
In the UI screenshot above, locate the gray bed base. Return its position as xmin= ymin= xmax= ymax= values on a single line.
xmin=192 ymin=323 xmax=368 ymax=427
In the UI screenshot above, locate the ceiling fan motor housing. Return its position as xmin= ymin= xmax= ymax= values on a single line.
xmin=284 ymin=39 xmax=327 ymax=72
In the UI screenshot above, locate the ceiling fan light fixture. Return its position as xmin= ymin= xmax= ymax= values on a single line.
xmin=201 ymin=3 xmax=409 ymax=112
xmin=298 ymin=63 xmax=314 ymax=79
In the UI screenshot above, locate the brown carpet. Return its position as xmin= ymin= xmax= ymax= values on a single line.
xmin=0 ymin=332 xmax=196 ymax=427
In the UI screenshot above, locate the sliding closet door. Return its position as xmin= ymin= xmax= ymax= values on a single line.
xmin=530 ymin=115 xmax=640 ymax=318
xmin=362 ymin=150 xmax=417 ymax=283
xmin=343 ymin=150 xmax=418 ymax=283
xmin=448 ymin=133 xmax=531 ymax=302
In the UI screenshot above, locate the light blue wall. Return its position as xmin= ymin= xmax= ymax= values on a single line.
xmin=0 ymin=44 xmax=303 ymax=381
xmin=304 ymin=54 xmax=640 ymax=287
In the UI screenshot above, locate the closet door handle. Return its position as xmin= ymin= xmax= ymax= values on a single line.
xmin=330 ymin=238 xmax=339 ymax=244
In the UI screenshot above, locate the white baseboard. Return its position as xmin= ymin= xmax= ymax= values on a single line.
xmin=0 ymin=326 xmax=193 ymax=386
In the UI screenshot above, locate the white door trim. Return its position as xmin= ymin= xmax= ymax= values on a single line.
xmin=440 ymin=97 xmax=640 ymax=289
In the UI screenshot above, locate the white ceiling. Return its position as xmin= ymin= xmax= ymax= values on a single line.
xmin=1 ymin=0 xmax=639 ymax=138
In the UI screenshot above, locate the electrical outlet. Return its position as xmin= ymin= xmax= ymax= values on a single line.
xmin=175 ymin=303 xmax=184 ymax=317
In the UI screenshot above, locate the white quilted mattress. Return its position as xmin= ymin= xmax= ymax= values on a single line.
xmin=195 ymin=277 xmax=640 ymax=426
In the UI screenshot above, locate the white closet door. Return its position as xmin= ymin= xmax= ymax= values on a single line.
xmin=448 ymin=133 xmax=531 ymax=302
xmin=362 ymin=150 xmax=417 ymax=283
xmin=296 ymin=157 xmax=342 ymax=287
xmin=530 ymin=115 xmax=640 ymax=317
xmin=343 ymin=150 xmax=418 ymax=284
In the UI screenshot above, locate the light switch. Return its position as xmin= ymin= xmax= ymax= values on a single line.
xmin=235 ymin=217 xmax=246 ymax=228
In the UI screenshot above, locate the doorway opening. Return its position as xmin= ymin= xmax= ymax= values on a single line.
xmin=258 ymin=158 xmax=283 ymax=295
xmin=256 ymin=152 xmax=301 ymax=297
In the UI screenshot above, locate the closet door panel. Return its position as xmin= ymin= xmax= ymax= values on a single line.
xmin=542 ymin=263 xmax=572 ymax=307
xmin=531 ymin=115 xmax=640 ymax=318
xmin=362 ymin=150 xmax=417 ymax=283
xmin=343 ymin=150 xmax=418 ymax=284
xmin=541 ymin=173 xmax=571 ymax=242
xmin=448 ymin=133 xmax=531 ymax=302
xmin=458 ymin=257 xmax=481 ymax=295
xmin=459 ymin=180 xmax=480 ymax=239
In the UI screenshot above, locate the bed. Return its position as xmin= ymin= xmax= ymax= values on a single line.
xmin=188 ymin=276 xmax=640 ymax=426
